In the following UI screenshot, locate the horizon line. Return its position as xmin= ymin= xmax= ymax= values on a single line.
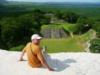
xmin=7 ymin=1 xmax=100 ymax=3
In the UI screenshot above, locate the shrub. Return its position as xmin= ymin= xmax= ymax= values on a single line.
xmin=90 ymin=39 xmax=100 ymax=53
xmin=9 ymin=45 xmax=25 ymax=51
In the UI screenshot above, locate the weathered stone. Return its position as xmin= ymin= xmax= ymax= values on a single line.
xmin=41 ymin=28 xmax=68 ymax=38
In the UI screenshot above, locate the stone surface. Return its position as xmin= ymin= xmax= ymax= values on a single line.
xmin=0 ymin=50 xmax=100 ymax=75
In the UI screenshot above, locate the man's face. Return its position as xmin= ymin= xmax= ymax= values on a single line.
xmin=32 ymin=39 xmax=41 ymax=45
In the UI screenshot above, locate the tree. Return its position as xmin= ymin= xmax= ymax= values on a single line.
xmin=33 ymin=9 xmax=45 ymax=32
xmin=0 ymin=14 xmax=41 ymax=50
xmin=92 ymin=21 xmax=100 ymax=37
xmin=0 ymin=17 xmax=17 ymax=49
xmin=92 ymin=22 xmax=100 ymax=32
xmin=54 ymin=11 xmax=63 ymax=19
xmin=76 ymin=16 xmax=93 ymax=34
xmin=62 ymin=12 xmax=79 ymax=23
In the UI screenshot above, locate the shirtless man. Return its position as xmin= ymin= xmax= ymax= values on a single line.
xmin=19 ymin=34 xmax=54 ymax=71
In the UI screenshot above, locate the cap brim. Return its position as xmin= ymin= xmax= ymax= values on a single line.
xmin=36 ymin=37 xmax=42 ymax=39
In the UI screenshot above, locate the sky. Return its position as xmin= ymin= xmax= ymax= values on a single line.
xmin=7 ymin=0 xmax=100 ymax=3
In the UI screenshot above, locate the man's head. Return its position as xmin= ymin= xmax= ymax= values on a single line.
xmin=31 ymin=34 xmax=42 ymax=45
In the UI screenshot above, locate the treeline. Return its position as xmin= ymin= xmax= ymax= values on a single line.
xmin=0 ymin=9 xmax=50 ymax=49
xmin=0 ymin=8 xmax=100 ymax=50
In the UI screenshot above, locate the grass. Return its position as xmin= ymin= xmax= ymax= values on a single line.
xmin=62 ymin=23 xmax=77 ymax=32
xmin=80 ymin=29 xmax=96 ymax=42
xmin=40 ymin=29 xmax=96 ymax=53
xmin=41 ymin=24 xmax=62 ymax=29
xmin=41 ymin=23 xmax=96 ymax=53
xmin=41 ymin=38 xmax=84 ymax=53
xmin=41 ymin=23 xmax=77 ymax=33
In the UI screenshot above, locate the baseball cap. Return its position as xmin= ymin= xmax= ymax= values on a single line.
xmin=31 ymin=34 xmax=42 ymax=41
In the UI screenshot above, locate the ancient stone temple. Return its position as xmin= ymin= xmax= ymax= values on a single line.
xmin=41 ymin=26 xmax=69 ymax=38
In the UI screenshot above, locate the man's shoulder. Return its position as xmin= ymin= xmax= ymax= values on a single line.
xmin=26 ymin=42 xmax=31 ymax=46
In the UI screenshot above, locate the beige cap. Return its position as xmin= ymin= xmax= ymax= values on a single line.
xmin=31 ymin=34 xmax=42 ymax=40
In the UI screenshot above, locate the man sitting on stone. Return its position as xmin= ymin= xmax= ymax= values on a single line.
xmin=19 ymin=34 xmax=54 ymax=71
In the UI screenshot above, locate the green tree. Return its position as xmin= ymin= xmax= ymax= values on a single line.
xmin=92 ymin=21 xmax=100 ymax=37
xmin=33 ymin=9 xmax=45 ymax=32
xmin=92 ymin=22 xmax=100 ymax=33
xmin=76 ymin=17 xmax=93 ymax=34
xmin=0 ymin=17 xmax=17 ymax=49
xmin=62 ymin=12 xmax=79 ymax=23
xmin=0 ymin=14 xmax=41 ymax=50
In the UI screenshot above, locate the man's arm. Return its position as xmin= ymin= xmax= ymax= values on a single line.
xmin=37 ymin=48 xmax=54 ymax=71
xmin=19 ymin=49 xmax=26 ymax=61
xmin=19 ymin=43 xmax=30 ymax=61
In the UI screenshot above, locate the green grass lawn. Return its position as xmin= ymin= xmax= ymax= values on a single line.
xmin=41 ymin=37 xmax=84 ymax=53
xmin=40 ymin=29 xmax=96 ymax=53
xmin=62 ymin=23 xmax=77 ymax=31
xmin=42 ymin=23 xmax=76 ymax=32
xmin=41 ymin=23 xmax=96 ymax=53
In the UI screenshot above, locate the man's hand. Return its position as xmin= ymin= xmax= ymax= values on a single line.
xmin=19 ymin=58 xmax=24 ymax=61
xmin=48 ymin=67 xmax=55 ymax=71
xmin=19 ymin=49 xmax=26 ymax=61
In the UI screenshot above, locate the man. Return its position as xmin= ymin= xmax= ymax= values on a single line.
xmin=19 ymin=34 xmax=54 ymax=71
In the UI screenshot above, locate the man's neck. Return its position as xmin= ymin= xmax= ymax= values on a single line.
xmin=32 ymin=42 xmax=39 ymax=45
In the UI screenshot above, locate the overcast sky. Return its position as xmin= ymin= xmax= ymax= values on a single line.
xmin=7 ymin=0 xmax=100 ymax=3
